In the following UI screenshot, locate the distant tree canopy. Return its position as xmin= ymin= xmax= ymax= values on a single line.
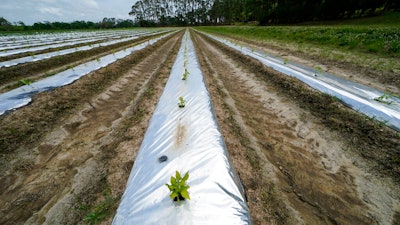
xmin=0 ymin=17 xmax=136 ymax=31
xmin=1 ymin=0 xmax=399 ymax=30
xmin=129 ymin=0 xmax=400 ymax=25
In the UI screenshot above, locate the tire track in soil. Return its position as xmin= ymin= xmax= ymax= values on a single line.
xmin=0 ymin=31 xmax=183 ymax=225
xmin=191 ymin=30 xmax=399 ymax=225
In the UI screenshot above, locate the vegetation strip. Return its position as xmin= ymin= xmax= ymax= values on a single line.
xmin=196 ymin=25 xmax=400 ymax=87
xmin=198 ymin=25 xmax=400 ymax=58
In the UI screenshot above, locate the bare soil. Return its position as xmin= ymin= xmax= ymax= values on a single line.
xmin=0 ymin=28 xmax=399 ymax=225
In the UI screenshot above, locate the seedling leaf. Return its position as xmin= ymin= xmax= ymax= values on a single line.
xmin=19 ymin=79 xmax=32 ymax=86
xmin=182 ymin=171 xmax=189 ymax=181
xmin=176 ymin=170 xmax=181 ymax=180
xmin=178 ymin=96 xmax=185 ymax=108
xmin=170 ymin=192 xmax=178 ymax=200
xmin=165 ymin=171 xmax=190 ymax=202
xmin=171 ymin=176 xmax=176 ymax=186
xmin=181 ymin=190 xmax=190 ymax=200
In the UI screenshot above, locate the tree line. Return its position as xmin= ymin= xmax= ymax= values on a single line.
xmin=0 ymin=17 xmax=136 ymax=31
xmin=129 ymin=0 xmax=400 ymax=25
xmin=1 ymin=0 xmax=399 ymax=30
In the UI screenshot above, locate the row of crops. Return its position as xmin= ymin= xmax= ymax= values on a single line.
xmin=0 ymin=29 xmax=176 ymax=115
xmin=113 ymin=30 xmax=250 ymax=224
xmin=0 ymin=29 xmax=170 ymax=67
xmin=200 ymin=32 xmax=400 ymax=132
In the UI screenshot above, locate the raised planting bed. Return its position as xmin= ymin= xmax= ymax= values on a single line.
xmin=113 ymin=29 xmax=250 ymax=225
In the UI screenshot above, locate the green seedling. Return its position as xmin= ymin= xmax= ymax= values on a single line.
xmin=315 ymin=66 xmax=323 ymax=76
xmin=19 ymin=79 xmax=34 ymax=91
xmin=19 ymin=79 xmax=32 ymax=86
xmin=283 ymin=58 xmax=289 ymax=64
xmin=367 ymin=115 xmax=377 ymax=121
xmin=374 ymin=94 xmax=393 ymax=105
xmin=182 ymin=69 xmax=189 ymax=80
xmin=28 ymin=52 xmax=36 ymax=58
xmin=178 ymin=96 xmax=185 ymax=108
xmin=83 ymin=194 xmax=119 ymax=225
xmin=379 ymin=120 xmax=389 ymax=127
xmin=165 ymin=171 xmax=190 ymax=202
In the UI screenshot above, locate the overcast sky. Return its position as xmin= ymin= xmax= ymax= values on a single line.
xmin=0 ymin=0 xmax=134 ymax=25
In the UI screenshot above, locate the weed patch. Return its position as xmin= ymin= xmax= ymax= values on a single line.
xmin=83 ymin=189 xmax=120 ymax=225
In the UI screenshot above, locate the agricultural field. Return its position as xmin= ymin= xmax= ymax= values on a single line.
xmin=0 ymin=24 xmax=399 ymax=225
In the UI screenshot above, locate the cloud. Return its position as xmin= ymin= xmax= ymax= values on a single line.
xmin=39 ymin=7 xmax=63 ymax=17
xmin=83 ymin=0 xmax=100 ymax=9
xmin=39 ymin=0 xmax=57 ymax=3
xmin=0 ymin=0 xmax=133 ymax=25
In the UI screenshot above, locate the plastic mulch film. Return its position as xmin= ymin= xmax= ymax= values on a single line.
xmin=0 ymin=32 xmax=175 ymax=116
xmin=202 ymin=32 xmax=400 ymax=132
xmin=0 ymin=30 xmax=170 ymax=68
xmin=0 ymin=30 xmax=163 ymax=57
xmin=112 ymin=30 xmax=251 ymax=225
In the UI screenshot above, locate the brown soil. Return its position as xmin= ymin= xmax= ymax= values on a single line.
xmin=0 ymin=28 xmax=399 ymax=225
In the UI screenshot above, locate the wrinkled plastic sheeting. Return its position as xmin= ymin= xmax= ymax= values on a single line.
xmin=203 ymin=32 xmax=400 ymax=132
xmin=0 ymin=32 xmax=175 ymax=116
xmin=0 ymin=30 xmax=161 ymax=57
xmin=113 ymin=30 xmax=251 ymax=225
xmin=0 ymin=30 xmax=168 ymax=68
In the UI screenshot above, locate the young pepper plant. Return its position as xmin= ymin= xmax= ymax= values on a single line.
xmin=178 ymin=96 xmax=185 ymax=108
xmin=165 ymin=171 xmax=190 ymax=202
xmin=182 ymin=68 xmax=189 ymax=80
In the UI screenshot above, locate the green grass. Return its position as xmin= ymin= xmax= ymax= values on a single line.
xmin=83 ymin=189 xmax=120 ymax=225
xmin=197 ymin=13 xmax=400 ymax=75
xmin=198 ymin=24 xmax=400 ymax=58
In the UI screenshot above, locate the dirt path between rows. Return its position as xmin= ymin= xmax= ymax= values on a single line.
xmin=192 ymin=30 xmax=399 ymax=225
xmin=0 ymin=28 xmax=399 ymax=225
